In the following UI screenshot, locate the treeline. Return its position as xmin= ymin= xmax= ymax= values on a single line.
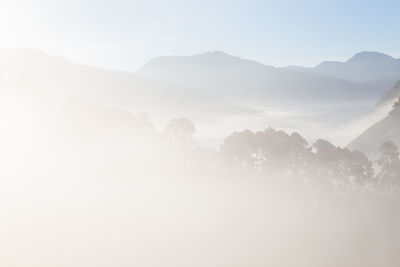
xmin=70 ymin=99 xmax=400 ymax=196
xmin=159 ymin=118 xmax=400 ymax=196
xmin=220 ymin=128 xmax=400 ymax=195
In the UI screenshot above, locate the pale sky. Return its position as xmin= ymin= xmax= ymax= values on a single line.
xmin=0 ymin=0 xmax=399 ymax=71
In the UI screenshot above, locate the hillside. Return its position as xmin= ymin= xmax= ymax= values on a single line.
xmin=348 ymin=97 xmax=400 ymax=158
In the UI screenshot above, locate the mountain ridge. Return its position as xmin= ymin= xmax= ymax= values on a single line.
xmin=1 ymin=47 xmax=397 ymax=147
xmin=348 ymin=96 xmax=400 ymax=158
xmin=287 ymin=51 xmax=400 ymax=93
xmin=135 ymin=50 xmax=381 ymax=105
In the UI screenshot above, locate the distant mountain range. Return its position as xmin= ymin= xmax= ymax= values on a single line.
xmin=287 ymin=51 xmax=400 ymax=95
xmin=136 ymin=50 xmax=389 ymax=105
xmin=135 ymin=50 xmax=400 ymax=146
xmin=0 ymin=48 xmax=230 ymax=116
xmin=1 ymin=48 xmax=399 ymax=146
xmin=2 ymin=48 xmax=399 ymax=107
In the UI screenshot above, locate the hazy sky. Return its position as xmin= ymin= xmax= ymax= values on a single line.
xmin=1 ymin=0 xmax=399 ymax=71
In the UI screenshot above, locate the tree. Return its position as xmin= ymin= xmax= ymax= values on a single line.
xmin=221 ymin=128 xmax=312 ymax=175
xmin=311 ymin=140 xmax=373 ymax=194
xmin=376 ymin=141 xmax=400 ymax=194
xmin=220 ymin=130 xmax=260 ymax=169
xmin=313 ymin=139 xmax=337 ymax=162
xmin=164 ymin=117 xmax=196 ymax=145
xmin=335 ymin=148 xmax=374 ymax=193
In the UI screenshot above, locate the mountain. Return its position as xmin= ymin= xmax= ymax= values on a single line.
xmin=0 ymin=48 xmax=243 ymax=117
xmin=136 ymin=51 xmax=379 ymax=105
xmin=1 ymin=48 xmax=382 ymax=107
xmin=348 ymin=97 xmax=400 ymax=158
xmin=288 ymin=51 xmax=400 ymax=94
xmin=0 ymin=48 xmax=141 ymax=105
xmin=0 ymin=48 xmax=389 ymax=147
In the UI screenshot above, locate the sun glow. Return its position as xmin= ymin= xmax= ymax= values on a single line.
xmin=0 ymin=1 xmax=39 ymax=49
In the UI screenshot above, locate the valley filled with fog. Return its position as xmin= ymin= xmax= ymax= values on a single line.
xmin=1 ymin=47 xmax=400 ymax=267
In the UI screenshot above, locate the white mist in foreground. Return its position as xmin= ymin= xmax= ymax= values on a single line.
xmin=0 ymin=85 xmax=399 ymax=267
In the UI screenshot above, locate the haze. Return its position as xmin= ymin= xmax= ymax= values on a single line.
xmin=1 ymin=1 xmax=400 ymax=267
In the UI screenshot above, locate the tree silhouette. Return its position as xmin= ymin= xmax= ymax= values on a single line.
xmin=164 ymin=117 xmax=196 ymax=145
xmin=376 ymin=141 xmax=400 ymax=194
xmin=220 ymin=127 xmax=393 ymax=194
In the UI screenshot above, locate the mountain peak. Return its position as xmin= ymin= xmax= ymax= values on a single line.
xmin=201 ymin=50 xmax=230 ymax=56
xmin=193 ymin=50 xmax=238 ymax=60
xmin=139 ymin=50 xmax=269 ymax=72
xmin=347 ymin=51 xmax=395 ymax=63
